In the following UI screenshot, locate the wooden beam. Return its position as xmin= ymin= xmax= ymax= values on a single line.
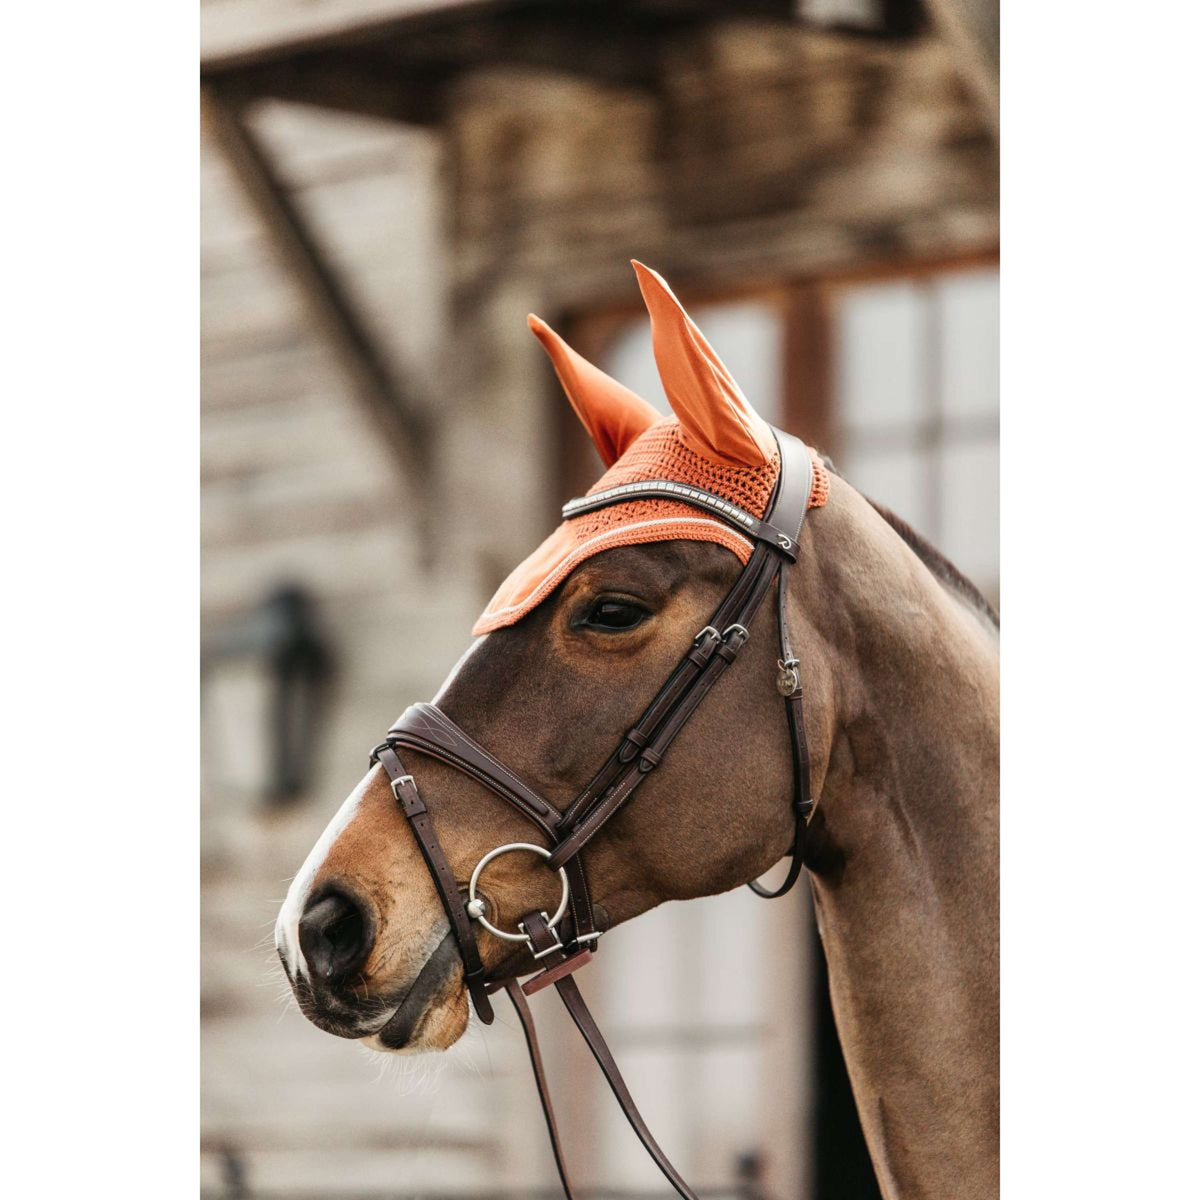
xmin=214 ymin=10 xmax=666 ymax=127
xmin=201 ymin=0 xmax=476 ymax=73
xmin=200 ymin=1 xmax=898 ymax=81
xmin=201 ymin=84 xmax=435 ymax=554
xmin=232 ymin=53 xmax=448 ymax=125
xmin=922 ymin=0 xmax=999 ymax=136
xmin=783 ymin=283 xmax=835 ymax=458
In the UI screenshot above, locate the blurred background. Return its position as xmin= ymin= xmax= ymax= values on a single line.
xmin=200 ymin=1 xmax=997 ymax=1196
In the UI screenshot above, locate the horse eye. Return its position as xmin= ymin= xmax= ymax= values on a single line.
xmin=583 ymin=599 xmax=649 ymax=631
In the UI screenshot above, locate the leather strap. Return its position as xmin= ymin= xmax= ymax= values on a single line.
xmin=504 ymin=979 xmax=577 ymax=1199
xmin=554 ymin=548 xmax=770 ymax=836
xmin=554 ymin=976 xmax=698 ymax=1200
xmin=747 ymin=431 xmax=814 ymax=899
xmin=547 ymin=535 xmax=783 ymax=867
xmin=388 ymin=703 xmax=561 ymax=833
xmin=372 ymin=744 xmax=495 ymax=1024
xmin=517 ymin=911 xmax=698 ymax=1200
xmin=769 ymin=432 xmax=815 ymax=553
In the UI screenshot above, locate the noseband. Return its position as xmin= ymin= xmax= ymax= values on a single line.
xmin=369 ymin=427 xmax=817 ymax=1199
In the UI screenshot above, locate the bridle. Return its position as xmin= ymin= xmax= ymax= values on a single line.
xmin=369 ymin=426 xmax=817 ymax=1199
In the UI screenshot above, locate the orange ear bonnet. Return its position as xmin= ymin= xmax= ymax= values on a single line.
xmin=473 ymin=267 xmax=827 ymax=636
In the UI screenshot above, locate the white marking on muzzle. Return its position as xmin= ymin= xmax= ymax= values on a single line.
xmin=276 ymin=767 xmax=378 ymax=980
xmin=277 ymin=636 xmax=488 ymax=980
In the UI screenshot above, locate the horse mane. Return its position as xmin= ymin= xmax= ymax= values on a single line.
xmin=820 ymin=455 xmax=999 ymax=631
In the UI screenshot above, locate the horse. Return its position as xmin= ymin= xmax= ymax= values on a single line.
xmin=275 ymin=262 xmax=999 ymax=1200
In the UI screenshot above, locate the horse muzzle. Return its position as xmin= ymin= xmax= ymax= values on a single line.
xmin=279 ymin=887 xmax=466 ymax=1049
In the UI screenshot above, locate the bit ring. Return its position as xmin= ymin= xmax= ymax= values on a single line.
xmin=467 ymin=842 xmax=570 ymax=943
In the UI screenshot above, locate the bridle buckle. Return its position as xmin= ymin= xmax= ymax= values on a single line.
xmin=520 ymin=913 xmax=565 ymax=960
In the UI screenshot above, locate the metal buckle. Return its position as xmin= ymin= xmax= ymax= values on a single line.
xmin=722 ymin=623 xmax=749 ymax=642
xmin=519 ymin=913 xmax=565 ymax=960
xmin=693 ymin=625 xmax=720 ymax=646
xmin=467 ymin=842 xmax=571 ymax=944
xmin=389 ymin=773 xmax=415 ymax=799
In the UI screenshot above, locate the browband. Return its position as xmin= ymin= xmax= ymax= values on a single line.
xmin=562 ymin=479 xmax=800 ymax=559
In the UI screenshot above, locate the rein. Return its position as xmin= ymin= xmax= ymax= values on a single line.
xmin=369 ymin=426 xmax=817 ymax=1199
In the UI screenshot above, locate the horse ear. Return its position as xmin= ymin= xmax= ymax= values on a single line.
xmin=528 ymin=315 xmax=661 ymax=467
xmin=632 ymin=261 xmax=775 ymax=468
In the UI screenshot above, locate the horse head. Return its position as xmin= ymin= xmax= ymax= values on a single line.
xmin=275 ymin=263 xmax=835 ymax=1052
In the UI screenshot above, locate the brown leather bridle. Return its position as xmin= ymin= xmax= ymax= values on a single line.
xmin=369 ymin=426 xmax=817 ymax=1199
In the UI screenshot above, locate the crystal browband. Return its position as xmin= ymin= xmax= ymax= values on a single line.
xmin=562 ymin=479 xmax=798 ymax=559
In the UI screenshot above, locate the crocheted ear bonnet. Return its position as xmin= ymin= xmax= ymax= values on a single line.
xmin=473 ymin=263 xmax=827 ymax=636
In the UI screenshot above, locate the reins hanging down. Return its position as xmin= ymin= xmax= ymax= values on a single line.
xmin=371 ymin=426 xmax=818 ymax=1200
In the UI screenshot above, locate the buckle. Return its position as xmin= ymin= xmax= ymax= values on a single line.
xmin=693 ymin=625 xmax=720 ymax=647
xmin=519 ymin=912 xmax=565 ymax=960
xmin=389 ymin=773 xmax=415 ymax=800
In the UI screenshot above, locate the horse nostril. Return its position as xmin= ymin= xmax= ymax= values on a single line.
xmin=298 ymin=890 xmax=372 ymax=984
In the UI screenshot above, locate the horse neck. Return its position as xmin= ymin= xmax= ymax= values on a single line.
xmin=800 ymin=479 xmax=999 ymax=1200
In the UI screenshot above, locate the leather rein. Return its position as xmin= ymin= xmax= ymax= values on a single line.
xmin=369 ymin=427 xmax=817 ymax=1199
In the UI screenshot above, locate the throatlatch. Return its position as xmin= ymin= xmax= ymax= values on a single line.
xmin=369 ymin=425 xmax=819 ymax=1200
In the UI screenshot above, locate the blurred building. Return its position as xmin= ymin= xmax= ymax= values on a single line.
xmin=201 ymin=2 xmax=997 ymax=1196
